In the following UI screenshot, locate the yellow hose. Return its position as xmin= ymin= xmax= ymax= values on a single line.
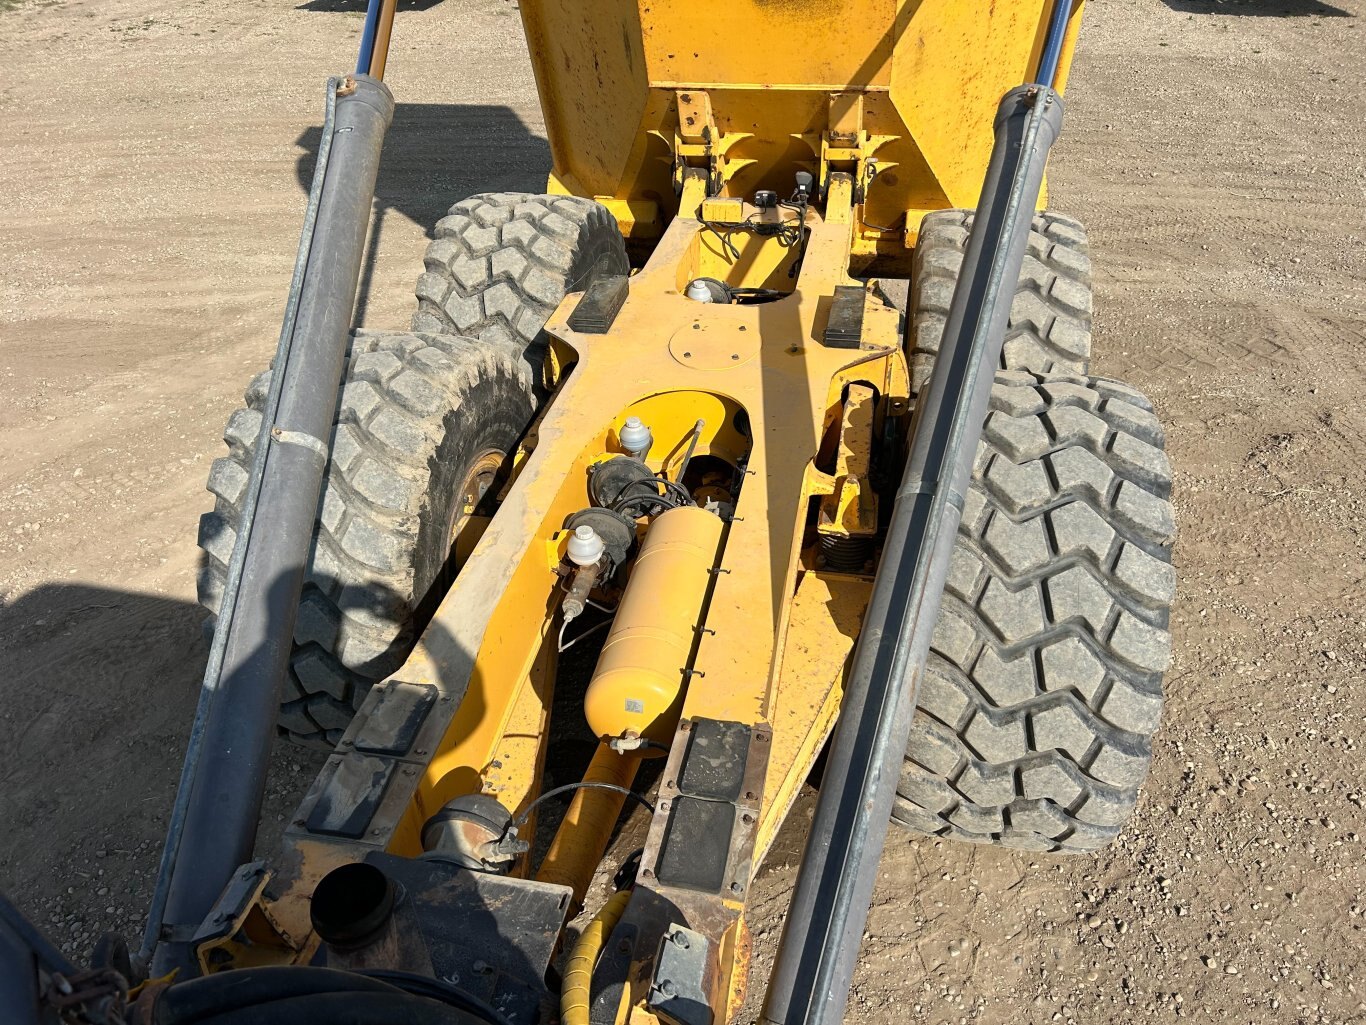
xmin=562 ymin=889 xmax=632 ymax=1025
xmin=536 ymin=744 xmax=642 ymax=909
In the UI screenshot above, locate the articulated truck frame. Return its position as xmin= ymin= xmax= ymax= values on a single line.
xmin=1 ymin=3 xmax=1177 ymax=1024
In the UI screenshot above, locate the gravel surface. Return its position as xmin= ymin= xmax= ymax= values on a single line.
xmin=1 ymin=1 xmax=1363 ymax=1021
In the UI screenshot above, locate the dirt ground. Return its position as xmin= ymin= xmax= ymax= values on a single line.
xmin=2 ymin=0 xmax=1364 ymax=1022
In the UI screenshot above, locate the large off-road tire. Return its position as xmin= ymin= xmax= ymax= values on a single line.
xmin=198 ymin=331 xmax=536 ymax=747
xmin=910 ymin=210 xmax=1093 ymax=396
xmin=412 ymin=192 xmax=629 ymax=364
xmin=894 ymin=371 xmax=1175 ymax=852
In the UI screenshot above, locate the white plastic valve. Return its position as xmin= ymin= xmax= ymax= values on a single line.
xmin=619 ymin=416 xmax=653 ymax=458
xmin=566 ymin=524 xmax=606 ymax=567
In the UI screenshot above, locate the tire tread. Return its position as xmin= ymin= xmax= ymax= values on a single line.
xmin=894 ymin=371 xmax=1175 ymax=853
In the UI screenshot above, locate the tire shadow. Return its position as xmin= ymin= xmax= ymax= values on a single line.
xmin=294 ymin=103 xmax=552 ymax=239
xmin=293 ymin=102 xmax=552 ymax=325
xmin=295 ymin=0 xmax=447 ymax=11
xmin=1158 ymin=0 xmax=1351 ymax=15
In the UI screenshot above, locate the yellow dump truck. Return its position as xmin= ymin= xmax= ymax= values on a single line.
xmin=0 ymin=2 xmax=1175 ymax=1023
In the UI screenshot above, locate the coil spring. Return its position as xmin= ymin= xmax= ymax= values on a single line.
xmin=820 ymin=534 xmax=873 ymax=573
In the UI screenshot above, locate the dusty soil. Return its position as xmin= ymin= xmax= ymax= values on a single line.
xmin=2 ymin=0 xmax=1364 ymax=1022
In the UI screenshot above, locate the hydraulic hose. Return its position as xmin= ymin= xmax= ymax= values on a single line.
xmin=154 ymin=966 xmax=499 ymax=1025
xmin=561 ymin=890 xmax=631 ymax=1025
xmin=191 ymin=992 xmax=481 ymax=1025
xmin=155 ymin=967 xmax=396 ymax=1024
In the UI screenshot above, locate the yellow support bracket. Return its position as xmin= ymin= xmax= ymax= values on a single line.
xmin=817 ymin=383 xmax=879 ymax=540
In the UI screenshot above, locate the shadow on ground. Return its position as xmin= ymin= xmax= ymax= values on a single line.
xmin=293 ymin=101 xmax=551 ymax=324
xmin=296 ymin=0 xmax=446 ymax=12
xmin=295 ymin=102 xmax=551 ymax=233
xmin=1160 ymin=0 xmax=1351 ymax=14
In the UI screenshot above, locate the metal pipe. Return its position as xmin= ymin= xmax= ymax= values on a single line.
xmin=356 ymin=0 xmax=399 ymax=80
xmin=760 ymin=83 xmax=1064 ymax=1025
xmin=370 ymin=0 xmax=400 ymax=80
xmin=1035 ymin=0 xmax=1076 ymax=88
xmin=675 ymin=418 xmax=705 ymax=490
xmin=148 ymin=74 xmax=394 ymax=976
xmin=355 ymin=0 xmax=382 ymax=76
xmin=535 ymin=744 xmax=642 ymax=909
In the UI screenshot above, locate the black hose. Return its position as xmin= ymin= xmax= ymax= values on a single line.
xmin=155 ymin=967 xmax=398 ymax=1024
xmin=353 ymin=970 xmax=514 ymax=1025
xmin=157 ymin=967 xmax=505 ymax=1025
xmin=191 ymin=992 xmax=482 ymax=1025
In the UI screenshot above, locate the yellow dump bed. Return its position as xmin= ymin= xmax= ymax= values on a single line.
xmin=520 ymin=0 xmax=1082 ymax=266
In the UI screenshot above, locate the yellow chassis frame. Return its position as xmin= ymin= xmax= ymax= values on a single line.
xmin=212 ymin=2 xmax=1087 ymax=1016
xmin=237 ymin=173 xmax=904 ymax=1019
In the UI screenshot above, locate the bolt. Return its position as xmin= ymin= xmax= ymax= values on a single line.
xmin=730 ymin=881 xmax=743 ymax=894
xmin=692 ymin=322 xmax=701 ymax=330
xmin=370 ymin=828 xmax=382 ymax=837
xmin=744 ymin=791 xmax=757 ymax=801
xmin=292 ymin=819 xmax=306 ymax=827
xmin=741 ymin=812 xmax=755 ymax=824
xmin=402 ymin=768 xmax=416 ymax=777
xmin=671 ymin=931 xmax=690 ymax=949
xmin=641 ymin=868 xmax=654 ymax=879
xmin=659 ymin=980 xmax=677 ymax=998
xmin=731 ymin=353 xmax=740 ymax=360
xmin=683 ymin=351 xmax=692 ymax=358
xmin=738 ymin=325 xmax=747 ymax=331
xmin=415 ymin=749 xmax=427 ymax=756
xmin=618 ymin=940 xmax=631 ymax=953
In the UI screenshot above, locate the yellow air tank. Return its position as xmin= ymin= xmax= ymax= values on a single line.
xmin=584 ymin=505 xmax=723 ymax=746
